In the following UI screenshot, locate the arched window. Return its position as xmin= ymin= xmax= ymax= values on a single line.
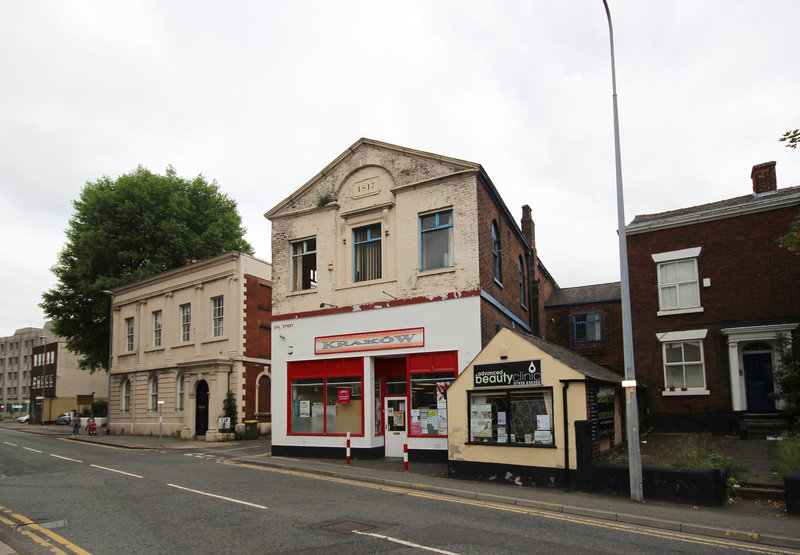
xmin=176 ymin=374 xmax=185 ymax=411
xmin=257 ymin=374 xmax=271 ymax=414
xmin=121 ymin=378 xmax=131 ymax=413
xmin=492 ymin=221 xmax=502 ymax=283
xmin=149 ymin=375 xmax=159 ymax=411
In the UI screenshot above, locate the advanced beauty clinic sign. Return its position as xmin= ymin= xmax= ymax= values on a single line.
xmin=473 ymin=359 xmax=542 ymax=388
xmin=315 ymin=327 xmax=424 ymax=355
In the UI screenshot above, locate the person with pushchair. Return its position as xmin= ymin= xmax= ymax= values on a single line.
xmin=87 ymin=414 xmax=97 ymax=436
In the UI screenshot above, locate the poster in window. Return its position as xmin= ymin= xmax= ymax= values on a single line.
xmin=471 ymin=403 xmax=493 ymax=439
xmin=537 ymin=414 xmax=551 ymax=431
xmin=427 ymin=409 xmax=439 ymax=434
xmin=299 ymin=400 xmax=311 ymax=418
xmin=394 ymin=411 xmax=405 ymax=427
xmin=497 ymin=411 xmax=507 ymax=426
xmin=438 ymin=409 xmax=447 ymax=433
xmin=338 ymin=389 xmax=350 ymax=404
xmin=436 ymin=382 xmax=449 ymax=409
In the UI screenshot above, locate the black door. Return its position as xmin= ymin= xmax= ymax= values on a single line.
xmin=744 ymin=352 xmax=775 ymax=411
xmin=196 ymin=381 xmax=209 ymax=436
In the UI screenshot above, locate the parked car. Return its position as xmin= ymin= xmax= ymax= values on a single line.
xmin=16 ymin=414 xmax=30 ymax=423
xmin=55 ymin=412 xmax=72 ymax=425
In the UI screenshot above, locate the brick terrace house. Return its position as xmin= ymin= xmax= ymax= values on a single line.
xmin=265 ymin=138 xmax=556 ymax=461
xmin=544 ymin=282 xmax=624 ymax=376
xmin=625 ymin=162 xmax=800 ymax=433
xmin=108 ymin=252 xmax=272 ymax=439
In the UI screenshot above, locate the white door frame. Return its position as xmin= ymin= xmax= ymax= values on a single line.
xmin=384 ymin=396 xmax=407 ymax=458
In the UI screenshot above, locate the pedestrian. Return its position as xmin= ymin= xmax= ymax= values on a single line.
xmin=72 ymin=412 xmax=80 ymax=437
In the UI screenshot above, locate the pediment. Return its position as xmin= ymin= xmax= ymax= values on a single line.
xmin=265 ymin=138 xmax=480 ymax=220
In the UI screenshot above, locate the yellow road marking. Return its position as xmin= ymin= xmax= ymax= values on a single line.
xmin=0 ymin=505 xmax=92 ymax=555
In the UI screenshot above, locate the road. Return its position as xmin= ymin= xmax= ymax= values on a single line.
xmin=0 ymin=427 xmax=794 ymax=554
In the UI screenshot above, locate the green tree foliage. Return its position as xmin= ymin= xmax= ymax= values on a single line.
xmin=223 ymin=390 xmax=238 ymax=432
xmin=41 ymin=166 xmax=253 ymax=372
xmin=778 ymin=212 xmax=800 ymax=254
xmin=779 ymin=128 xmax=799 ymax=149
xmin=773 ymin=334 xmax=800 ymax=419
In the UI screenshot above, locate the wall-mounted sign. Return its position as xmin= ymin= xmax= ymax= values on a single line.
xmin=351 ymin=175 xmax=381 ymax=199
xmin=315 ymin=327 xmax=424 ymax=355
xmin=473 ymin=360 xmax=542 ymax=388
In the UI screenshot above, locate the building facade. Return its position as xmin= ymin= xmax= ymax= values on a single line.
xmin=626 ymin=161 xmax=800 ymax=433
xmin=1 ymin=327 xmax=48 ymax=417
xmin=266 ymin=138 xmax=549 ymax=461
xmin=108 ymin=252 xmax=272 ymax=439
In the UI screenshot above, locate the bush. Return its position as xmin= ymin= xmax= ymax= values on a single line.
xmin=775 ymin=435 xmax=800 ymax=478
xmin=92 ymin=399 xmax=108 ymax=417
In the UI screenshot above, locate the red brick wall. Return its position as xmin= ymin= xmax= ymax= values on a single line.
xmin=627 ymin=203 xmax=800 ymax=422
xmin=545 ymin=301 xmax=624 ymax=375
xmin=243 ymin=275 xmax=272 ymax=421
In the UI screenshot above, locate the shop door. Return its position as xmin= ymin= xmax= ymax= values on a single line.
xmin=384 ymin=396 xmax=407 ymax=458
xmin=744 ymin=352 xmax=775 ymax=411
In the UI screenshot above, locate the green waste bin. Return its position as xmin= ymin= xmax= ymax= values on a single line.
xmin=244 ymin=420 xmax=259 ymax=440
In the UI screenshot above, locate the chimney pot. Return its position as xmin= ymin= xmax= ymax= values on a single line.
xmin=751 ymin=161 xmax=777 ymax=194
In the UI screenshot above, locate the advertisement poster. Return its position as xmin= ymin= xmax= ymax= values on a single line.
xmin=394 ymin=411 xmax=405 ymax=427
xmin=471 ymin=403 xmax=493 ymax=439
xmin=537 ymin=414 xmax=551 ymax=431
xmin=338 ymin=389 xmax=350 ymax=404
xmin=299 ymin=400 xmax=311 ymax=418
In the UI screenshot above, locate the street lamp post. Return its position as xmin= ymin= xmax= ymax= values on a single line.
xmin=101 ymin=290 xmax=114 ymax=435
xmin=601 ymin=0 xmax=644 ymax=502
xmin=38 ymin=335 xmax=47 ymax=425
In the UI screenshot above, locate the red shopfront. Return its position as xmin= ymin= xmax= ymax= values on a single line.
xmin=287 ymin=350 xmax=458 ymax=460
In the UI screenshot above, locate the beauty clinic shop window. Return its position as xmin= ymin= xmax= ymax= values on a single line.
xmin=409 ymin=372 xmax=454 ymax=437
xmin=469 ymin=359 xmax=554 ymax=446
xmin=289 ymin=359 xmax=363 ymax=435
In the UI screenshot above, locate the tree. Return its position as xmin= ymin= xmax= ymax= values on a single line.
xmin=772 ymin=334 xmax=800 ymax=423
xmin=779 ymin=128 xmax=800 ymax=149
xmin=41 ymin=166 xmax=253 ymax=372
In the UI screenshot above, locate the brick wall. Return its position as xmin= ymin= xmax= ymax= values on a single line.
xmin=545 ymin=301 xmax=624 ymax=374
xmin=243 ymin=275 xmax=272 ymax=420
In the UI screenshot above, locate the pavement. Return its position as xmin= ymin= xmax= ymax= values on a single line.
xmin=2 ymin=422 xmax=799 ymax=552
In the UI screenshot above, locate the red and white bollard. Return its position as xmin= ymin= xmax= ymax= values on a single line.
xmin=403 ymin=442 xmax=408 ymax=471
xmin=346 ymin=432 xmax=351 ymax=465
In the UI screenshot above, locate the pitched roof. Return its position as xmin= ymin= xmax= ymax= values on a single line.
xmin=505 ymin=327 xmax=622 ymax=383
xmin=627 ymin=185 xmax=800 ymax=234
xmin=545 ymin=282 xmax=620 ymax=308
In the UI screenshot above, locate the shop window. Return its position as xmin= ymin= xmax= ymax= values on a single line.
xmin=420 ymin=209 xmax=453 ymax=271
xmin=291 ymin=238 xmax=317 ymax=291
xmin=468 ymin=389 xmax=554 ymax=445
xmin=289 ymin=359 xmax=364 ymax=436
xmin=353 ymin=224 xmax=381 ymax=282
xmin=409 ymin=371 xmax=454 ymax=436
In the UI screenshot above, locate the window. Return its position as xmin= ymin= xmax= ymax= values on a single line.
xmin=518 ymin=257 xmax=527 ymax=308
xmin=149 ymin=375 xmax=159 ymax=411
xmin=288 ymin=359 xmax=363 ymax=435
xmin=353 ymin=223 xmax=381 ymax=282
xmin=573 ymin=312 xmax=602 ymax=343
xmin=492 ymin=221 xmax=502 ymax=283
xmin=152 ymin=310 xmax=162 ymax=347
xmin=121 ymin=378 xmax=131 ymax=412
xmin=468 ymin=389 xmax=554 ymax=445
xmin=420 ymin=210 xmax=453 ymax=271
xmin=125 ymin=318 xmax=135 ymax=352
xmin=409 ymin=372 xmax=455 ymax=436
xmin=180 ymin=303 xmax=191 ymax=342
xmin=176 ymin=374 xmax=184 ymax=411
xmin=652 ymin=247 xmax=702 ymax=313
xmin=211 ymin=296 xmax=224 ymax=338
xmin=291 ymin=238 xmax=317 ymax=291
xmin=663 ymin=341 xmax=706 ymax=390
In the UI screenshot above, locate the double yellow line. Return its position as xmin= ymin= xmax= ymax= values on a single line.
xmin=0 ymin=504 xmax=91 ymax=555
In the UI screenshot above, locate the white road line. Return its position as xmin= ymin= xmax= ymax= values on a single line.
xmin=50 ymin=454 xmax=83 ymax=463
xmin=3 ymin=441 xmax=18 ymax=446
xmin=166 ymin=483 xmax=268 ymax=510
xmin=352 ymin=530 xmax=460 ymax=554
xmin=90 ymin=464 xmax=143 ymax=478
xmin=23 ymin=447 xmax=43 ymax=453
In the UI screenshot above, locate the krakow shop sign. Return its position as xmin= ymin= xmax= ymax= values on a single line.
xmin=315 ymin=327 xmax=424 ymax=355
xmin=473 ymin=360 xmax=542 ymax=388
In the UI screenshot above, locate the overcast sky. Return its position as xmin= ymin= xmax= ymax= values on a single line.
xmin=1 ymin=1 xmax=798 ymax=337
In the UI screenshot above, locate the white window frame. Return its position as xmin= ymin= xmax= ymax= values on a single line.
xmin=657 ymin=329 xmax=710 ymax=396
xmin=211 ymin=296 xmax=224 ymax=338
xmin=180 ymin=303 xmax=191 ymax=343
xmin=652 ymin=247 xmax=703 ymax=316
xmin=353 ymin=223 xmax=382 ymax=282
xmin=149 ymin=375 xmax=159 ymax=411
xmin=176 ymin=374 xmax=184 ymax=411
xmin=152 ymin=310 xmax=162 ymax=347
xmin=121 ymin=378 xmax=131 ymax=412
xmin=125 ymin=317 xmax=135 ymax=352
xmin=419 ymin=209 xmax=454 ymax=271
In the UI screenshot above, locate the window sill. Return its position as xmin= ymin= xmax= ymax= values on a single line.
xmin=287 ymin=289 xmax=318 ymax=298
xmin=335 ymin=278 xmax=397 ymax=292
xmin=419 ymin=267 xmax=455 ymax=277
xmin=657 ymin=307 xmax=704 ymax=317
xmin=172 ymin=342 xmax=194 ymax=349
xmin=201 ymin=337 xmax=228 ymax=345
xmin=466 ymin=440 xmax=556 ymax=448
xmin=119 ymin=352 xmax=136 ymax=358
xmin=661 ymin=388 xmax=710 ymax=396
xmin=144 ymin=347 xmax=165 ymax=354
xmin=493 ymin=278 xmax=503 ymax=288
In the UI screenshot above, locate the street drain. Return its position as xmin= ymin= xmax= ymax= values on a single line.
xmin=322 ymin=521 xmax=376 ymax=534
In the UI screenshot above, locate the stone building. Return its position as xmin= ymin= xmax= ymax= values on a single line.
xmin=107 ymin=252 xmax=272 ymax=439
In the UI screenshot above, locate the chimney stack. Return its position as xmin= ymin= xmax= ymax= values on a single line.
xmin=751 ymin=161 xmax=777 ymax=194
